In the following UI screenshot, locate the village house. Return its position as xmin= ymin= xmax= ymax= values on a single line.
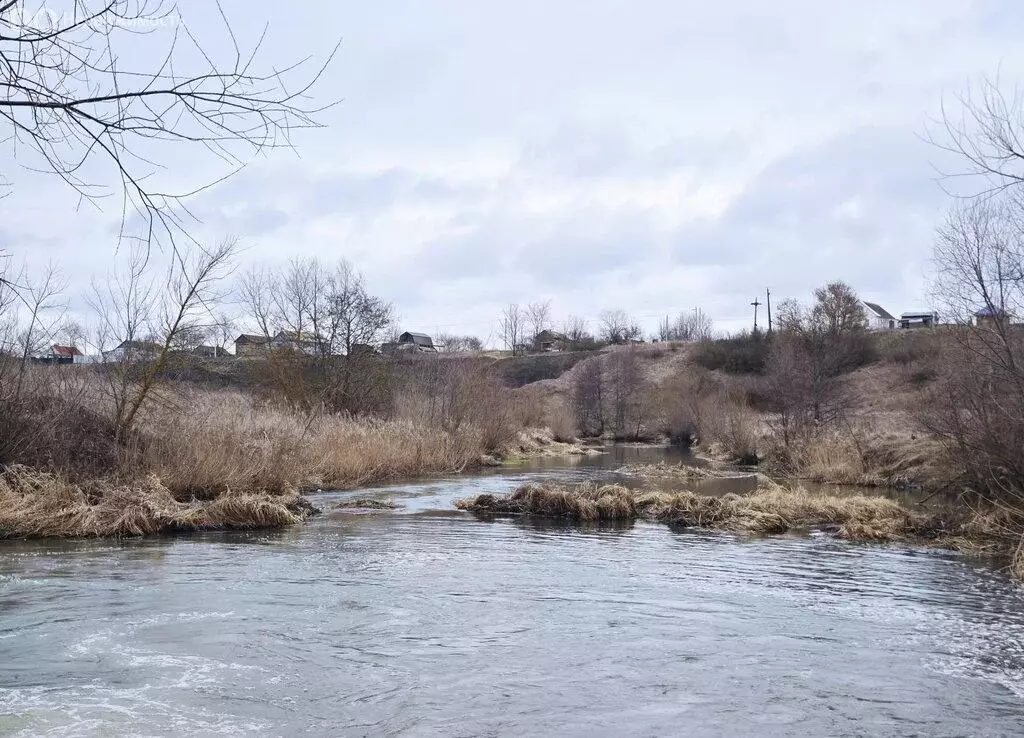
xmin=192 ymin=345 xmax=229 ymax=359
xmin=899 ymin=311 xmax=939 ymax=329
xmin=861 ymin=301 xmax=897 ymax=331
xmin=270 ymin=330 xmax=323 ymax=355
xmin=533 ymin=329 xmax=568 ymax=352
xmin=394 ymin=332 xmax=437 ymax=353
xmin=974 ymin=306 xmax=1011 ymax=329
xmin=51 ymin=345 xmax=85 ymax=364
xmin=103 ymin=339 xmax=162 ymax=363
xmin=234 ymin=334 xmax=269 ymax=356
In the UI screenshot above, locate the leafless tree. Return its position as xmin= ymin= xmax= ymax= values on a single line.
xmin=499 ymin=303 xmax=524 ymax=355
xmin=210 ymin=311 xmax=237 ymax=353
xmin=931 ymin=76 xmax=1024 ymax=199
xmin=90 ymin=238 xmax=237 ymax=437
xmin=599 ymin=308 xmax=642 ymax=345
xmin=766 ymin=289 xmax=866 ymax=439
xmin=659 ymin=308 xmax=715 ymax=342
xmin=811 ymin=282 xmax=868 ymax=334
xmin=320 ymin=260 xmax=394 ymax=357
xmin=605 ymin=347 xmax=648 ymax=439
xmin=525 ymin=300 xmax=552 ymax=343
xmin=237 ymin=264 xmax=277 ymax=339
xmin=923 ymin=197 xmax=1024 ymax=503
xmin=572 ymin=356 xmax=604 ymax=437
xmin=56 ymin=318 xmax=87 ymax=351
xmin=436 ymin=333 xmax=482 ymax=353
xmin=0 ymin=1 xmax=337 ymax=255
xmin=271 ymin=257 xmax=317 ymax=339
xmin=561 ymin=315 xmax=588 ymax=342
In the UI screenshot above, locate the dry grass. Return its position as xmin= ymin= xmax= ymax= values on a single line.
xmin=140 ymin=389 xmax=487 ymax=495
xmin=0 ymin=466 xmax=307 ymax=539
xmin=456 ymin=479 xmax=970 ymax=544
xmin=767 ymin=429 xmax=947 ymax=489
xmin=621 ymin=462 xmax=741 ymax=480
xmin=336 ymin=498 xmax=400 ymax=510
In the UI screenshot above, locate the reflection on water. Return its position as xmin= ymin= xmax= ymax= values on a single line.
xmin=1 ymin=447 xmax=1024 ymax=736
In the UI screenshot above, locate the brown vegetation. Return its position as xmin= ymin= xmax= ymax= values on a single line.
xmin=0 ymin=466 xmax=308 ymax=539
xmin=455 ymin=480 xmax=977 ymax=545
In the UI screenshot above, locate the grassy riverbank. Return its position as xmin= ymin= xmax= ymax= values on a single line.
xmin=0 ymin=374 xmax=504 ymax=538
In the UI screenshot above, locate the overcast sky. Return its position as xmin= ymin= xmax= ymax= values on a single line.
xmin=5 ymin=0 xmax=1024 ymax=342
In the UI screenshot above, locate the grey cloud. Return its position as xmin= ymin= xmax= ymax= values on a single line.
xmin=674 ymin=128 xmax=945 ymax=297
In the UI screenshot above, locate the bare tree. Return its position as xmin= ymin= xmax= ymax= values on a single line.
xmin=210 ymin=312 xmax=237 ymax=354
xmin=90 ymin=239 xmax=237 ymax=438
xmin=659 ymin=308 xmax=715 ymax=342
xmin=562 ymin=315 xmax=588 ymax=342
xmin=499 ymin=303 xmax=524 ymax=355
xmin=0 ymin=1 xmax=337 ymax=255
xmin=572 ymin=356 xmax=604 ymax=437
xmin=605 ymin=348 xmax=648 ymax=439
xmin=811 ymin=282 xmax=868 ymax=334
xmin=525 ymin=300 xmax=552 ymax=343
xmin=321 ymin=260 xmax=394 ymax=357
xmin=436 ymin=334 xmax=483 ymax=353
xmin=56 ymin=318 xmax=87 ymax=352
xmin=767 ymin=291 xmax=863 ymax=436
xmin=237 ymin=264 xmax=277 ymax=339
xmin=271 ymin=257 xmax=317 ymax=340
xmin=931 ymin=76 xmax=1024 ymax=198
xmin=923 ymin=198 xmax=1024 ymax=503
xmin=599 ymin=308 xmax=642 ymax=345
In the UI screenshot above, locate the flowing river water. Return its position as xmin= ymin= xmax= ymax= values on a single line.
xmin=3 ymin=446 xmax=1024 ymax=736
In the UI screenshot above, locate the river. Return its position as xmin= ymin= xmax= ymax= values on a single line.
xmin=2 ymin=447 xmax=1024 ymax=736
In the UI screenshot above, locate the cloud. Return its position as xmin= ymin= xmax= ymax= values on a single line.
xmin=5 ymin=0 xmax=1024 ymax=339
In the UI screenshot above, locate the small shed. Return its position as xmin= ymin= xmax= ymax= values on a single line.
xmin=899 ymin=312 xmax=938 ymax=329
xmin=398 ymin=332 xmax=437 ymax=352
xmin=861 ymin=302 xmax=897 ymax=331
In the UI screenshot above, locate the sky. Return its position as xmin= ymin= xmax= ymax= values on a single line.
xmin=4 ymin=0 xmax=1024 ymax=344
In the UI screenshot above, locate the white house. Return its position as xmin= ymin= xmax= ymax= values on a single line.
xmin=861 ymin=301 xmax=897 ymax=331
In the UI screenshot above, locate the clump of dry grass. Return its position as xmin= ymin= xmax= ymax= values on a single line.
xmin=621 ymin=462 xmax=745 ymax=480
xmin=0 ymin=466 xmax=307 ymax=539
xmin=456 ymin=479 xmax=959 ymax=544
xmin=766 ymin=429 xmax=947 ymax=489
xmin=336 ymin=498 xmax=400 ymax=510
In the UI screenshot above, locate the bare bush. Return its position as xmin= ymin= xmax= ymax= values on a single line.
xmin=658 ymin=308 xmax=714 ymax=342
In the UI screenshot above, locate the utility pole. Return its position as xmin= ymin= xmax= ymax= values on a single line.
xmin=751 ymin=298 xmax=761 ymax=333
xmin=766 ymin=288 xmax=772 ymax=333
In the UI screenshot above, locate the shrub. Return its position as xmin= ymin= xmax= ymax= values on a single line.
xmin=692 ymin=333 xmax=772 ymax=374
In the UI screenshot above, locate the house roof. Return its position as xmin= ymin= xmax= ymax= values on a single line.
xmin=900 ymin=312 xmax=937 ymax=320
xmin=273 ymin=330 xmax=319 ymax=343
xmin=861 ymin=301 xmax=895 ymax=321
xmin=114 ymin=339 xmax=161 ymax=351
xmin=535 ymin=329 xmax=567 ymax=342
xmin=51 ymin=345 xmax=83 ymax=357
xmin=974 ymin=306 xmax=1009 ymax=317
xmin=399 ymin=332 xmax=434 ymax=346
xmin=235 ymin=333 xmax=269 ymax=344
